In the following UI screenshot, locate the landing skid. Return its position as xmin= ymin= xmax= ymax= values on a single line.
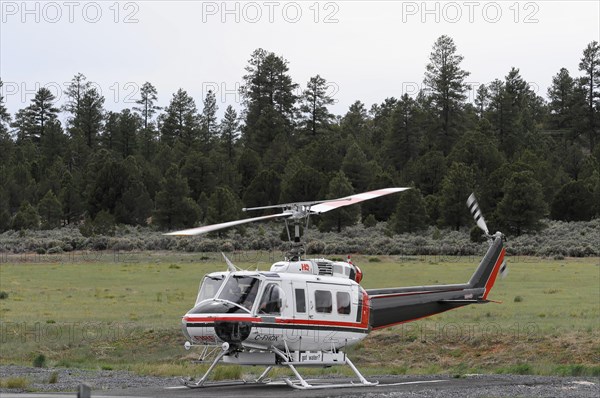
xmin=182 ymin=344 xmax=377 ymax=390
xmin=271 ymin=347 xmax=378 ymax=390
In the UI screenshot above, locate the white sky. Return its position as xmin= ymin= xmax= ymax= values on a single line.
xmin=1 ymin=0 xmax=599 ymax=121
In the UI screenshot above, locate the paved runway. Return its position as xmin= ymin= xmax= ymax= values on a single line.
xmin=2 ymin=375 xmax=598 ymax=398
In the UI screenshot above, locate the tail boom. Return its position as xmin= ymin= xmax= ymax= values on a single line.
xmin=367 ymin=234 xmax=505 ymax=330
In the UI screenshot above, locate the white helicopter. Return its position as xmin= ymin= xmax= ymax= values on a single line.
xmin=165 ymin=189 xmax=507 ymax=390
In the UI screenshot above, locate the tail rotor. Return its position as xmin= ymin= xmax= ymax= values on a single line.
xmin=467 ymin=193 xmax=508 ymax=279
xmin=467 ymin=193 xmax=490 ymax=236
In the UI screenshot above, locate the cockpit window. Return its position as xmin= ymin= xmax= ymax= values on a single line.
xmin=196 ymin=275 xmax=225 ymax=304
xmin=258 ymin=283 xmax=284 ymax=315
xmin=218 ymin=275 xmax=261 ymax=310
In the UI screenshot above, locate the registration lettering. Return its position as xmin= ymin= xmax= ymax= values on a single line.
xmin=254 ymin=334 xmax=278 ymax=341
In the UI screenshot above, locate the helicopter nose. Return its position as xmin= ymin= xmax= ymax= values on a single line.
xmin=214 ymin=321 xmax=252 ymax=344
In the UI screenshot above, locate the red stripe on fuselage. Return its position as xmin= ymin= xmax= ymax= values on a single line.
xmin=184 ymin=292 xmax=371 ymax=330
xmin=483 ymin=248 xmax=506 ymax=300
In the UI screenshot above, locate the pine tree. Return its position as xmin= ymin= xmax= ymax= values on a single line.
xmin=496 ymin=170 xmax=547 ymax=235
xmin=11 ymin=88 xmax=59 ymax=142
xmin=63 ymin=73 xmax=91 ymax=130
xmin=318 ymin=172 xmax=358 ymax=232
xmin=487 ymin=68 xmax=539 ymax=156
xmin=206 ymin=186 xmax=241 ymax=227
xmin=29 ymin=88 xmax=59 ymax=140
xmin=200 ymin=90 xmax=218 ymax=149
xmin=341 ymin=101 xmax=369 ymax=144
xmin=341 ymin=141 xmax=372 ymax=192
xmin=369 ymin=97 xmax=398 ymax=152
xmin=0 ymin=80 xmax=11 ymax=136
xmin=439 ymin=162 xmax=475 ymax=230
xmin=181 ymin=151 xmax=217 ymax=200
xmin=300 ymin=75 xmax=335 ymax=135
xmin=237 ymin=149 xmax=262 ymax=194
xmin=11 ymin=201 xmax=40 ymax=230
xmin=60 ymin=170 xmax=83 ymax=225
xmin=133 ymin=82 xmax=161 ymax=130
xmin=279 ymin=163 xmax=324 ymax=203
xmin=550 ymin=180 xmax=595 ymax=221
xmin=423 ymin=35 xmax=470 ymax=153
xmin=361 ymin=171 xmax=398 ymax=221
xmin=407 ymin=150 xmax=447 ymax=196
xmin=38 ymin=190 xmax=62 ymax=229
xmin=547 ymin=68 xmax=575 ymax=129
xmin=220 ymin=105 xmax=240 ymax=161
xmin=447 ymin=130 xmax=504 ymax=185
xmin=103 ymin=111 xmax=119 ymax=150
xmin=160 ymin=89 xmax=200 ymax=147
xmin=474 ymin=84 xmax=489 ymax=119
xmin=153 ymin=165 xmax=200 ymax=229
xmin=384 ymin=94 xmax=421 ymax=169
xmin=242 ymin=169 xmax=281 ymax=209
xmin=115 ymin=180 xmax=153 ymax=225
xmin=78 ymin=88 xmax=105 ymax=147
xmin=115 ymin=109 xmax=140 ymax=158
xmin=389 ymin=187 xmax=429 ymax=233
xmin=241 ymin=48 xmax=298 ymax=153
xmin=578 ymin=41 xmax=600 ymax=150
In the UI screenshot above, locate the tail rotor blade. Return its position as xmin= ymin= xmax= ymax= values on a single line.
xmin=467 ymin=193 xmax=489 ymax=235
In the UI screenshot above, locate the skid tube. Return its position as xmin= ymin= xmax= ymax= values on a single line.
xmin=182 ymin=343 xmax=378 ymax=390
xmin=270 ymin=347 xmax=378 ymax=390
xmin=182 ymin=342 xmax=275 ymax=389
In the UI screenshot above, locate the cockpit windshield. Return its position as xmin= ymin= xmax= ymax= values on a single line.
xmin=196 ymin=275 xmax=225 ymax=305
xmin=217 ymin=275 xmax=261 ymax=310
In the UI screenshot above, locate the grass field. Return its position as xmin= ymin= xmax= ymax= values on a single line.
xmin=1 ymin=250 xmax=598 ymax=379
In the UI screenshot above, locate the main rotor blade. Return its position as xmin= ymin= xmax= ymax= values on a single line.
xmin=310 ymin=187 xmax=410 ymax=214
xmin=163 ymin=212 xmax=292 ymax=236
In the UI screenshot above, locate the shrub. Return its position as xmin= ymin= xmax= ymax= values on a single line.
xmin=0 ymin=291 xmax=8 ymax=299
xmin=32 ymin=353 xmax=46 ymax=368
xmin=0 ymin=377 xmax=29 ymax=389
xmin=306 ymin=240 xmax=325 ymax=255
xmin=47 ymin=246 xmax=63 ymax=254
xmin=48 ymin=371 xmax=59 ymax=384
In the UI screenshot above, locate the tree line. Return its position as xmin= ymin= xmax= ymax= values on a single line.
xmin=0 ymin=36 xmax=599 ymax=237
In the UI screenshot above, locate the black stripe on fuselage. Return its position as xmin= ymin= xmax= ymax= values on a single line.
xmin=186 ymin=322 xmax=369 ymax=334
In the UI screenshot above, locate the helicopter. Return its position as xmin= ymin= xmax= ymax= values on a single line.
xmin=165 ymin=189 xmax=507 ymax=390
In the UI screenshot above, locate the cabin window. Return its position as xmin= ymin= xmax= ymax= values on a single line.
xmin=295 ymin=289 xmax=306 ymax=313
xmin=258 ymin=283 xmax=283 ymax=315
xmin=315 ymin=290 xmax=332 ymax=313
xmin=196 ymin=275 xmax=224 ymax=304
xmin=336 ymin=291 xmax=351 ymax=315
xmin=218 ymin=275 xmax=261 ymax=310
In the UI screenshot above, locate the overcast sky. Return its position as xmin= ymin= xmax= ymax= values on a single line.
xmin=1 ymin=0 xmax=599 ymax=121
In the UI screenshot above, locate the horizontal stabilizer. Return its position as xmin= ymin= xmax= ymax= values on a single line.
xmin=438 ymin=299 xmax=490 ymax=304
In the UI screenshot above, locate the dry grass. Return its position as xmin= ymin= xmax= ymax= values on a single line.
xmin=0 ymin=253 xmax=598 ymax=377
xmin=0 ymin=376 xmax=30 ymax=389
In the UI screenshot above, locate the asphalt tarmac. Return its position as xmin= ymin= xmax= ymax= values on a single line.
xmin=2 ymin=375 xmax=598 ymax=398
